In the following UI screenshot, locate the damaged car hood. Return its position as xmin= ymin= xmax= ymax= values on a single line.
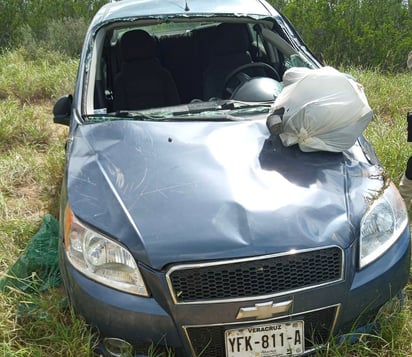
xmin=67 ymin=119 xmax=377 ymax=269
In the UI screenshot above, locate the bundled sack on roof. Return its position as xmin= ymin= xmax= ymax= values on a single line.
xmin=266 ymin=66 xmax=373 ymax=152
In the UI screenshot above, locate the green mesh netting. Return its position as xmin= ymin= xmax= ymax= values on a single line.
xmin=0 ymin=214 xmax=61 ymax=293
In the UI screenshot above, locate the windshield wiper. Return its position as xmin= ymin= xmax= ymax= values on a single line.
xmin=171 ymin=101 xmax=223 ymax=115
xmin=85 ymin=111 xmax=161 ymax=122
xmin=172 ymin=100 xmax=272 ymax=116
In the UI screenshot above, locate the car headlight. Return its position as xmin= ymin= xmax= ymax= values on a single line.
xmin=360 ymin=182 xmax=408 ymax=268
xmin=63 ymin=204 xmax=149 ymax=296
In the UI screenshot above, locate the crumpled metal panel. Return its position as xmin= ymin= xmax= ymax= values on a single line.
xmin=67 ymin=119 xmax=383 ymax=269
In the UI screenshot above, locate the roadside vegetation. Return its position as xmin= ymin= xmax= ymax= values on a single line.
xmin=271 ymin=0 xmax=412 ymax=72
xmin=0 ymin=1 xmax=411 ymax=356
xmin=0 ymin=48 xmax=411 ymax=357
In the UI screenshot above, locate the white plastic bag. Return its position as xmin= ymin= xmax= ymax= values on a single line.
xmin=269 ymin=66 xmax=373 ymax=152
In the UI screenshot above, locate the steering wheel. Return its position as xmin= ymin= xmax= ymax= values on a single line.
xmin=222 ymin=62 xmax=281 ymax=99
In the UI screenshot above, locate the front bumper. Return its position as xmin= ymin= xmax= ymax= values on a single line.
xmin=59 ymin=226 xmax=411 ymax=357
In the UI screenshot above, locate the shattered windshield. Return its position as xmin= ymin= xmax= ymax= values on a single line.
xmin=84 ymin=17 xmax=316 ymax=121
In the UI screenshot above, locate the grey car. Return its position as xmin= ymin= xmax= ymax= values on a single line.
xmin=53 ymin=0 xmax=411 ymax=356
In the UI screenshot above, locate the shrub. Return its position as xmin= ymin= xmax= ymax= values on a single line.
xmin=45 ymin=17 xmax=89 ymax=58
xmin=18 ymin=17 xmax=89 ymax=58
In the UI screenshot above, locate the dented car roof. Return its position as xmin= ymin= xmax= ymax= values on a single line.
xmin=94 ymin=0 xmax=278 ymax=23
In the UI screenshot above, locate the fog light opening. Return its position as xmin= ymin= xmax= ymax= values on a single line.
xmin=103 ymin=337 xmax=133 ymax=357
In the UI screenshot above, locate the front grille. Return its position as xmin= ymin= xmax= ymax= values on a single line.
xmin=185 ymin=305 xmax=338 ymax=357
xmin=168 ymin=247 xmax=342 ymax=303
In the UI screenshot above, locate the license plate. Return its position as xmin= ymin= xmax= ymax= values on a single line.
xmin=225 ymin=320 xmax=304 ymax=357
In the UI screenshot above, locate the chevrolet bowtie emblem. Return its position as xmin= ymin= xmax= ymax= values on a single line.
xmin=236 ymin=300 xmax=292 ymax=320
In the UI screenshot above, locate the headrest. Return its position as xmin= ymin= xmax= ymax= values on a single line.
xmin=212 ymin=23 xmax=250 ymax=56
xmin=120 ymin=29 xmax=156 ymax=61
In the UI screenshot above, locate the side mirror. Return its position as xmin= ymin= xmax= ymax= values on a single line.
xmin=53 ymin=94 xmax=73 ymax=126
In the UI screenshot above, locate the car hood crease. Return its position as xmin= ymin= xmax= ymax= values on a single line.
xmin=67 ymin=119 xmax=371 ymax=269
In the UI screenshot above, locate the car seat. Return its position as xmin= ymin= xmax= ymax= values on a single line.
xmin=202 ymin=23 xmax=253 ymax=100
xmin=113 ymin=29 xmax=180 ymax=110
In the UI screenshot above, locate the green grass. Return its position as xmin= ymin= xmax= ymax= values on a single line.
xmin=0 ymin=49 xmax=411 ymax=356
xmin=0 ymin=48 xmax=78 ymax=103
xmin=347 ymin=67 xmax=412 ymax=182
xmin=0 ymin=48 xmax=93 ymax=356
